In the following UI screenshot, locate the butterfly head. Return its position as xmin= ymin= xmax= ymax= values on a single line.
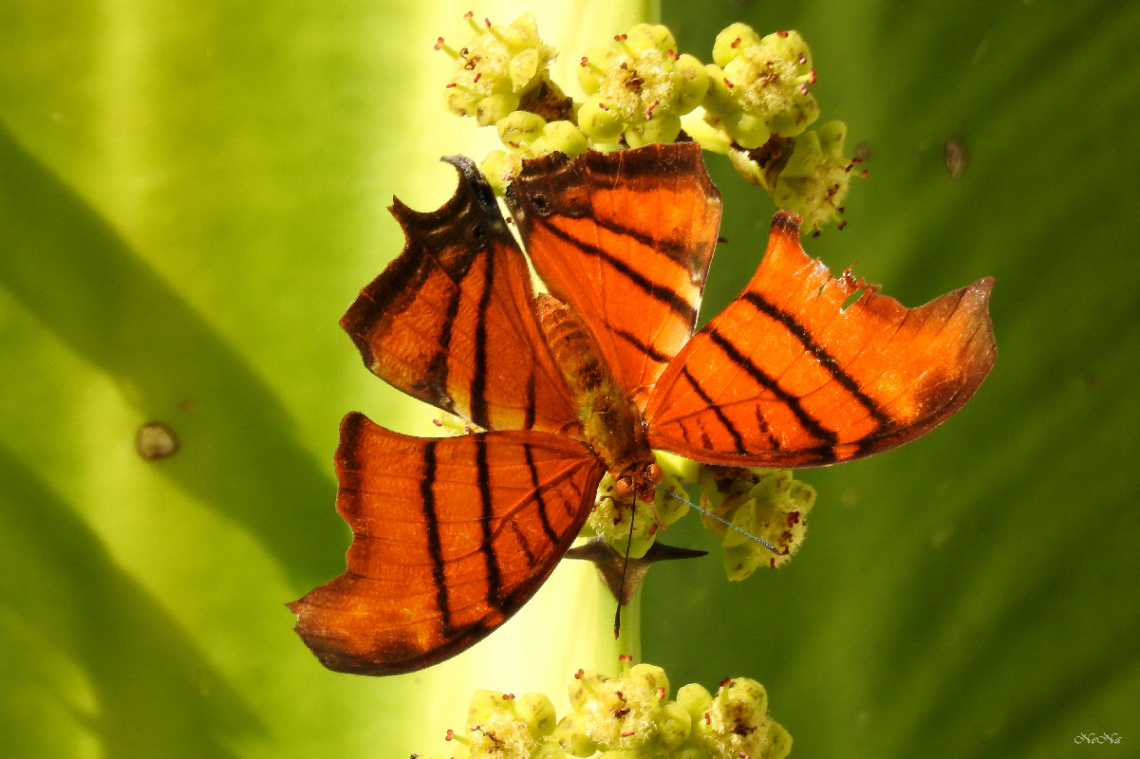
xmin=613 ymin=461 xmax=663 ymax=504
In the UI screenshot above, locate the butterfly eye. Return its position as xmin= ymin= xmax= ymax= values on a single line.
xmin=645 ymin=463 xmax=663 ymax=485
xmin=470 ymin=222 xmax=489 ymax=248
xmin=613 ymin=477 xmax=634 ymax=498
xmin=529 ymin=193 xmax=552 ymax=216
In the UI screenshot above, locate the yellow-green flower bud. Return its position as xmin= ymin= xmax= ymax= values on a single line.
xmin=701 ymin=64 xmax=735 ymax=116
xmin=653 ymin=701 xmax=693 ymax=753
xmin=479 ymin=150 xmax=519 ymax=194
xmin=623 ymin=23 xmax=677 ymax=55
xmin=577 ymin=47 xmax=617 ymax=95
xmin=711 ymin=23 xmax=763 ymax=68
xmin=701 ymin=24 xmax=820 ymax=150
xmin=480 ymin=115 xmax=590 ymax=193
xmin=498 ymin=110 xmax=548 ymax=147
xmin=625 ymin=113 xmax=682 ymax=148
xmin=563 ymin=664 xmax=690 ymax=755
xmin=442 ymin=12 xmax=568 ymax=126
xmin=723 ymin=110 xmax=772 ymax=150
xmin=713 ymin=678 xmax=791 ymax=759
xmin=537 ymin=119 xmax=589 ymax=157
xmin=509 ymin=47 xmax=543 ymax=91
xmin=578 ymin=100 xmax=626 ymax=143
xmin=452 ymin=690 xmax=559 ymax=758
xmin=550 ymin=712 xmax=598 ymax=757
xmin=675 ymin=54 xmax=710 ymax=113
xmin=476 ymin=92 xmax=522 ymax=126
xmin=516 ymin=692 xmax=559 ymax=735
xmin=575 ymin=23 xmax=708 ymax=150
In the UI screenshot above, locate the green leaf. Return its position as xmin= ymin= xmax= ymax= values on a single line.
xmin=646 ymin=1 xmax=1140 ymax=757
xmin=3 ymin=1 xmax=1137 ymax=758
xmin=0 ymin=3 xmax=647 ymax=757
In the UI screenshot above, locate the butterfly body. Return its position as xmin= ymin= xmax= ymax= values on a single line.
xmin=291 ymin=142 xmax=996 ymax=675
xmin=536 ymin=292 xmax=657 ymax=497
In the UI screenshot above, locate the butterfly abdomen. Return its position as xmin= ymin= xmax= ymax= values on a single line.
xmin=535 ymin=293 xmax=654 ymax=483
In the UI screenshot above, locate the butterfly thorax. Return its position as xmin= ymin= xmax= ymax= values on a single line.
xmin=535 ymin=293 xmax=658 ymax=500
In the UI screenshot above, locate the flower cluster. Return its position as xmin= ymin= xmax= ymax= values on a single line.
xmin=431 ymin=659 xmax=791 ymax=759
xmin=576 ymin=25 xmax=708 ymax=150
xmin=699 ymin=25 xmax=820 ymax=149
xmin=696 ymin=465 xmax=816 ymax=580
xmin=439 ymin=12 xmax=572 ymax=126
xmin=438 ymin=15 xmax=861 ymax=231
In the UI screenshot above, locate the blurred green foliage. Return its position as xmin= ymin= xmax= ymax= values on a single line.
xmin=2 ymin=1 xmax=1138 ymax=758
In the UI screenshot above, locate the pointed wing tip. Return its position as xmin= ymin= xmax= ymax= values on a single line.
xmin=385 ymin=154 xmax=500 ymax=229
xmin=969 ymin=275 xmax=996 ymax=298
xmin=771 ymin=210 xmax=804 ymax=237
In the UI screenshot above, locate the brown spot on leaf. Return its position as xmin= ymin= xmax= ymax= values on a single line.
xmin=136 ymin=422 xmax=180 ymax=460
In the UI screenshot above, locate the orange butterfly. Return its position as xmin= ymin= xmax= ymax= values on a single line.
xmin=290 ymin=142 xmax=995 ymax=675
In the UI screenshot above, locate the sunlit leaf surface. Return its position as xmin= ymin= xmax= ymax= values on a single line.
xmin=2 ymin=1 xmax=1137 ymax=757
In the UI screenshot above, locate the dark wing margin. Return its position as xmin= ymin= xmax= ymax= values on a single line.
xmin=506 ymin=142 xmax=722 ymax=410
xmin=647 ymin=211 xmax=996 ymax=467
xmin=341 ymin=155 xmax=575 ymax=433
xmin=289 ymin=413 xmax=605 ymax=675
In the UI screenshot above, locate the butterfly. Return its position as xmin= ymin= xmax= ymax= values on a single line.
xmin=289 ymin=142 xmax=995 ymax=675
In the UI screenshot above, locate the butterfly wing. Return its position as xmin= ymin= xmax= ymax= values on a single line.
xmin=506 ymin=142 xmax=722 ymax=409
xmin=646 ymin=211 xmax=996 ymax=467
xmin=342 ymin=155 xmax=576 ymax=432
xmin=290 ymin=413 xmax=605 ymax=675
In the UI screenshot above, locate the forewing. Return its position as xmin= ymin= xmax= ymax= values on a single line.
xmin=342 ymin=155 xmax=575 ymax=432
xmin=646 ymin=212 xmax=996 ymax=467
xmin=289 ymin=413 xmax=605 ymax=675
xmin=506 ymin=142 xmax=721 ymax=409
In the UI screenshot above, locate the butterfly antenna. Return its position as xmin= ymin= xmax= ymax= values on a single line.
xmin=613 ymin=501 xmax=638 ymax=639
xmin=653 ymin=483 xmax=785 ymax=555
